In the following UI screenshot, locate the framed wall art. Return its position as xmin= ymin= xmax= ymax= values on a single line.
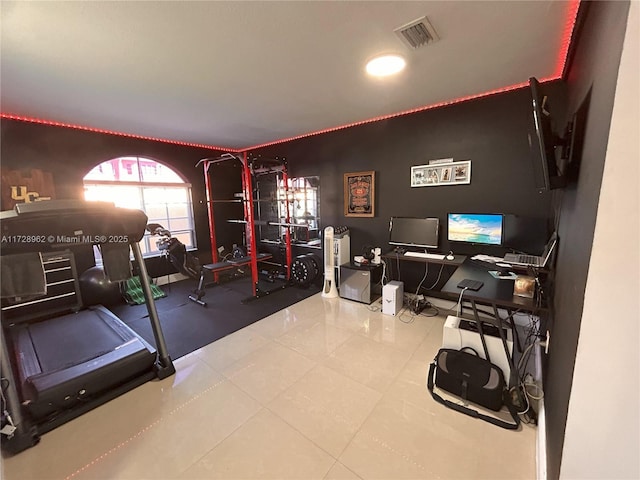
xmin=410 ymin=160 xmax=471 ymax=187
xmin=344 ymin=171 xmax=375 ymax=217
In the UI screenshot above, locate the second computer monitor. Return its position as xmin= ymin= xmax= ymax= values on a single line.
xmin=447 ymin=213 xmax=504 ymax=246
xmin=389 ymin=217 xmax=439 ymax=250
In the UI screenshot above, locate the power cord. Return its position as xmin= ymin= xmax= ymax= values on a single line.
xmin=418 ymin=303 xmax=439 ymax=317
xmin=403 ymin=293 xmax=431 ymax=316
xmin=414 ymin=262 xmax=430 ymax=300
xmin=509 ymin=379 xmax=542 ymax=425
xmin=397 ymin=304 xmax=416 ymax=323
xmin=0 ymin=378 xmax=16 ymax=437
xmin=510 ymin=330 xmax=546 ymax=425
xmin=457 ymin=287 xmax=469 ymax=316
xmin=524 ymin=376 xmax=544 ymax=402
xmin=379 ymin=260 xmax=388 ymax=286
xmin=423 ymin=262 xmax=446 ymax=292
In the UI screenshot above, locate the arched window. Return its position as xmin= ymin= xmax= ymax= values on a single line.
xmin=83 ymin=156 xmax=196 ymax=256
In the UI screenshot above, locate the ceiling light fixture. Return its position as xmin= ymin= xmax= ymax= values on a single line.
xmin=366 ymin=54 xmax=406 ymax=77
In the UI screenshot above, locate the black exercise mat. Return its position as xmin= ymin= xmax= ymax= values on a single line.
xmin=109 ymin=277 xmax=320 ymax=360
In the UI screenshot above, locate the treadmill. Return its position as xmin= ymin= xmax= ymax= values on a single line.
xmin=0 ymin=200 xmax=175 ymax=454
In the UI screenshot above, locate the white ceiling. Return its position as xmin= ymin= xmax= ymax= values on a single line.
xmin=1 ymin=1 xmax=576 ymax=150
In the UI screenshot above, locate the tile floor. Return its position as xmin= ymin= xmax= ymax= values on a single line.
xmin=2 ymin=293 xmax=537 ymax=479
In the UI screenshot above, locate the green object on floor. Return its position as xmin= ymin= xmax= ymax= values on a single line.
xmin=123 ymin=276 xmax=166 ymax=305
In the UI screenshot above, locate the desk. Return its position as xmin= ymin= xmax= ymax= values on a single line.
xmin=382 ymin=251 xmax=467 ymax=295
xmin=382 ymin=251 xmax=542 ymax=312
xmin=441 ymin=258 xmax=539 ymax=312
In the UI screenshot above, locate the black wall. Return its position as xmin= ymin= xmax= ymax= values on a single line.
xmin=251 ymin=87 xmax=557 ymax=283
xmin=544 ymin=2 xmax=631 ymax=479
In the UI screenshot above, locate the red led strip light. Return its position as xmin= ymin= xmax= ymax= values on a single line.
xmin=1 ymin=0 xmax=580 ymax=153
xmin=555 ymin=0 xmax=581 ymax=79
xmin=0 ymin=113 xmax=240 ymax=152
xmin=244 ymin=81 xmax=530 ymax=151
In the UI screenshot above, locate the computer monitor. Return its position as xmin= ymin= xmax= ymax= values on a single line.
xmin=447 ymin=213 xmax=503 ymax=246
xmin=389 ymin=217 xmax=439 ymax=250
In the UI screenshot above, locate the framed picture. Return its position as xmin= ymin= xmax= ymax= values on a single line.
xmin=344 ymin=171 xmax=375 ymax=217
xmin=411 ymin=160 xmax=471 ymax=187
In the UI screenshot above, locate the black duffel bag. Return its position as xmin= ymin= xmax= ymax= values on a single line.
xmin=428 ymin=348 xmax=520 ymax=429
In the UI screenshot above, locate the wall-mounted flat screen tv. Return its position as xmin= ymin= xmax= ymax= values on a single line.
xmin=528 ymin=77 xmax=566 ymax=193
xmin=389 ymin=217 xmax=439 ymax=250
xmin=447 ymin=213 xmax=503 ymax=246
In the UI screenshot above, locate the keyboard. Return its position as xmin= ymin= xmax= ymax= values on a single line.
xmin=457 ymin=279 xmax=484 ymax=291
xmin=404 ymin=251 xmax=445 ymax=260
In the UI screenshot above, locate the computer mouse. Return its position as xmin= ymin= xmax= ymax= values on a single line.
xmin=446 ymin=253 xmax=454 ymax=261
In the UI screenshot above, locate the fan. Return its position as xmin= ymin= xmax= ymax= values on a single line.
xmin=321 ymin=226 xmax=339 ymax=298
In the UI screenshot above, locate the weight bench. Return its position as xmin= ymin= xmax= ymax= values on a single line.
xmin=188 ymin=253 xmax=273 ymax=306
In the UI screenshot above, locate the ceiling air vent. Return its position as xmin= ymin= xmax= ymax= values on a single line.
xmin=394 ymin=16 xmax=439 ymax=50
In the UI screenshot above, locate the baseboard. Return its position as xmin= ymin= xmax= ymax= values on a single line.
xmin=537 ymin=401 xmax=547 ymax=480
xmin=535 ymin=342 xmax=547 ymax=480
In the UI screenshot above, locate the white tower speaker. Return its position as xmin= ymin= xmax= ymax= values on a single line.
xmin=322 ymin=226 xmax=339 ymax=298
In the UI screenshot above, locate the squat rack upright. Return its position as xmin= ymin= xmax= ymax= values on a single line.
xmin=197 ymin=152 xmax=298 ymax=299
